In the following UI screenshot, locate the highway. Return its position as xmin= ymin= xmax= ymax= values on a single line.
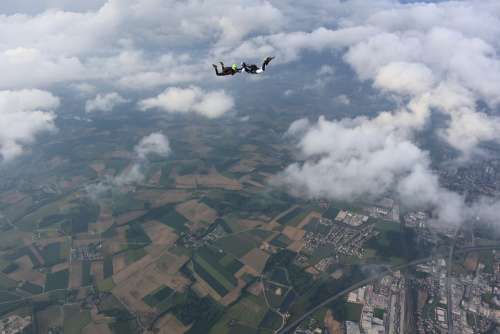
xmin=277 ymin=244 xmax=500 ymax=334
xmin=446 ymin=229 xmax=459 ymax=334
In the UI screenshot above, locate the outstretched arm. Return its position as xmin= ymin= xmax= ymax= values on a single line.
xmin=262 ymin=56 xmax=274 ymax=71
xmin=212 ymin=64 xmax=222 ymax=76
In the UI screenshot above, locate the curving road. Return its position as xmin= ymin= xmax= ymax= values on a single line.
xmin=277 ymin=244 xmax=500 ymax=334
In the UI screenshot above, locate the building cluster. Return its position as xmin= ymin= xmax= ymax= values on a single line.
xmin=313 ymin=257 xmax=335 ymax=272
xmin=294 ymin=317 xmax=324 ymax=334
xmin=180 ymin=224 xmax=227 ymax=249
xmin=70 ymin=242 xmax=103 ymax=261
xmin=0 ymin=315 xmax=31 ymax=334
xmin=403 ymin=211 xmax=428 ymax=228
xmin=345 ymin=272 xmax=407 ymax=334
xmin=439 ymin=159 xmax=500 ymax=199
xmin=363 ymin=198 xmax=400 ymax=222
xmin=415 ymin=253 xmax=500 ymax=333
xmin=303 ymin=217 xmax=374 ymax=259
xmin=334 ymin=210 xmax=369 ymax=227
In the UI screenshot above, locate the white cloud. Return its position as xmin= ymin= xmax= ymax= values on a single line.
xmin=0 ymin=90 xmax=59 ymax=162
xmin=113 ymin=163 xmax=145 ymax=187
xmin=277 ymin=116 xmax=465 ymax=226
xmin=85 ymin=92 xmax=128 ymax=113
xmin=71 ymin=83 xmax=97 ymax=96
xmin=304 ymin=65 xmax=336 ymax=91
xmin=114 ymin=132 xmax=170 ymax=186
xmin=0 ymin=48 xmax=87 ymax=89
xmin=87 ymin=132 xmax=171 ymax=194
xmin=134 ymin=132 xmax=170 ymax=160
xmin=334 ymin=94 xmax=351 ymax=105
xmin=373 ymin=62 xmax=435 ymax=95
xmin=0 ymin=0 xmax=286 ymax=90
xmin=222 ymin=0 xmax=500 ymax=156
xmin=139 ymin=86 xmax=234 ymax=118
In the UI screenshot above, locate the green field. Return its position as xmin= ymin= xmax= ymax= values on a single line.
xmin=16 ymin=193 xmax=79 ymax=231
xmin=374 ymin=308 xmax=385 ymax=319
xmin=193 ymin=257 xmax=233 ymax=297
xmin=20 ymin=281 xmax=43 ymax=294
xmin=81 ymin=261 xmax=92 ymax=286
xmin=344 ymin=302 xmax=363 ymax=321
xmin=214 ymin=234 xmax=257 ymax=258
xmin=0 ymin=291 xmax=24 ymax=315
xmin=323 ymin=206 xmax=340 ymax=220
xmin=39 ymin=242 xmax=65 ymax=267
xmin=96 ymin=277 xmax=115 ymax=292
xmin=124 ymin=248 xmax=147 ymax=264
xmin=63 ymin=306 xmax=91 ymax=334
xmin=4 ymin=246 xmax=41 ymax=267
xmin=269 ymin=234 xmax=293 ymax=248
xmin=0 ymin=229 xmax=28 ymax=251
xmin=136 ymin=204 xmax=189 ymax=232
xmin=218 ymin=254 xmax=244 ymax=275
xmin=277 ymin=207 xmax=305 ymax=225
xmin=143 ymin=285 xmax=174 ymax=308
xmin=0 ymin=273 xmax=18 ymax=289
xmin=160 ymin=210 xmax=189 ymax=232
xmin=247 ymin=229 xmax=274 ymax=243
xmin=45 ymin=269 xmax=69 ymax=291
xmin=303 ymin=218 xmax=331 ymax=234
xmin=112 ymin=193 xmax=146 ymax=216
xmin=103 ymin=256 xmax=113 ymax=278
xmin=126 ymin=222 xmax=151 ymax=246
xmin=209 ymin=294 xmax=268 ymax=334
xmin=374 ymin=220 xmax=401 ymax=233
xmin=66 ymin=200 xmax=100 ymax=234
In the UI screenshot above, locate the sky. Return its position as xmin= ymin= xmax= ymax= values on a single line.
xmin=1 ymin=0 xmax=500 ymax=227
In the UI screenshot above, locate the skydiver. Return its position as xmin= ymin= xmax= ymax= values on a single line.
xmin=212 ymin=62 xmax=240 ymax=76
xmin=241 ymin=56 xmax=275 ymax=74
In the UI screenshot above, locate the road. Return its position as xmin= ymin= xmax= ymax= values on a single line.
xmin=446 ymin=229 xmax=459 ymax=334
xmin=277 ymin=245 xmax=500 ymax=334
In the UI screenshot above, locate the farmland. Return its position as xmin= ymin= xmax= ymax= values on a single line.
xmin=45 ymin=269 xmax=69 ymax=291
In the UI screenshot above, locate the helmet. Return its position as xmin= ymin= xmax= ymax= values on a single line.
xmin=232 ymin=64 xmax=238 ymax=71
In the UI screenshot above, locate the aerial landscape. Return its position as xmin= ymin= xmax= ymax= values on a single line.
xmin=0 ymin=1 xmax=499 ymax=334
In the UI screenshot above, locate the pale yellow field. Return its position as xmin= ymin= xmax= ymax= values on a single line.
xmin=143 ymin=221 xmax=178 ymax=256
xmin=112 ymin=254 xmax=128 ymax=276
xmin=7 ymin=255 xmax=46 ymax=286
xmin=143 ymin=221 xmax=178 ymax=246
xmin=69 ymin=261 xmax=83 ymax=289
xmin=150 ymin=313 xmax=190 ymax=334
xmin=229 ymin=159 xmax=258 ymax=173
xmin=287 ymin=240 xmax=305 ymax=252
xmin=240 ymin=249 xmax=270 ymax=274
xmin=115 ymin=210 xmax=146 ymax=226
xmin=296 ymin=211 xmax=322 ymax=229
xmin=176 ymin=200 xmax=217 ymax=225
xmin=135 ymin=190 xmax=190 ymax=207
xmin=112 ymin=252 xmax=190 ymax=315
xmin=82 ymin=323 xmax=112 ymax=334
xmin=36 ymin=305 xmax=63 ymax=333
xmin=91 ymin=261 xmax=104 ymax=282
xmin=282 ymin=226 xmax=306 ymax=241
xmin=175 ymin=171 xmax=242 ymax=190
xmin=51 ymin=262 xmax=69 ymax=273
xmin=89 ymin=202 xmax=114 ymax=234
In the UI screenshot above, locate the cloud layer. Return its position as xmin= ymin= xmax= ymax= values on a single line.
xmin=278 ymin=116 xmax=464 ymax=225
xmin=0 ymin=89 xmax=59 ymax=162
